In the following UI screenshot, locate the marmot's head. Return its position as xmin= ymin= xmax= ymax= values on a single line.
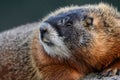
xmin=39 ymin=3 xmax=120 ymax=59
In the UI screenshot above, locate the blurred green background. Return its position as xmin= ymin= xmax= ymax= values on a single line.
xmin=0 ymin=0 xmax=120 ymax=32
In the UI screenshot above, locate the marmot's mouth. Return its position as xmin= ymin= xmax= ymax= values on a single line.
xmin=42 ymin=38 xmax=54 ymax=46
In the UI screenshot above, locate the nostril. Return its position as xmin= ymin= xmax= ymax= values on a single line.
xmin=40 ymin=28 xmax=48 ymax=40
xmin=40 ymin=28 xmax=47 ymax=34
xmin=39 ymin=22 xmax=51 ymax=41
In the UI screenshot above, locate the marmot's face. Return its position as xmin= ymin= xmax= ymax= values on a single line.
xmin=39 ymin=9 xmax=95 ymax=58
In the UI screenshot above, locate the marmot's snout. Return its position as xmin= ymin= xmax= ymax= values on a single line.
xmin=39 ymin=22 xmax=70 ymax=58
xmin=40 ymin=23 xmax=48 ymax=40
xmin=40 ymin=22 xmax=54 ymax=46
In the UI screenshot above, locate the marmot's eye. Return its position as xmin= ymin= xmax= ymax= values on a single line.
xmin=65 ymin=21 xmax=73 ymax=27
xmin=57 ymin=16 xmax=70 ymax=26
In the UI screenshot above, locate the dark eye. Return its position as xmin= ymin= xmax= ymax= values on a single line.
xmin=65 ymin=21 xmax=73 ymax=27
xmin=57 ymin=16 xmax=70 ymax=26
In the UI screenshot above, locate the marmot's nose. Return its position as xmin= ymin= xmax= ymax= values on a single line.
xmin=40 ymin=27 xmax=47 ymax=40
xmin=39 ymin=22 xmax=50 ymax=40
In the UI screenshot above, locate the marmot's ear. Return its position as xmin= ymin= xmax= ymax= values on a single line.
xmin=82 ymin=16 xmax=93 ymax=28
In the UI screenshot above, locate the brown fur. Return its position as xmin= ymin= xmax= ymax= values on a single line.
xmin=0 ymin=3 xmax=120 ymax=80
xmin=33 ymin=3 xmax=120 ymax=80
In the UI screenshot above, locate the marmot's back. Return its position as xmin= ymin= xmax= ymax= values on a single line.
xmin=0 ymin=22 xmax=41 ymax=80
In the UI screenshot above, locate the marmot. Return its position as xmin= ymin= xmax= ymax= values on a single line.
xmin=0 ymin=3 xmax=120 ymax=80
